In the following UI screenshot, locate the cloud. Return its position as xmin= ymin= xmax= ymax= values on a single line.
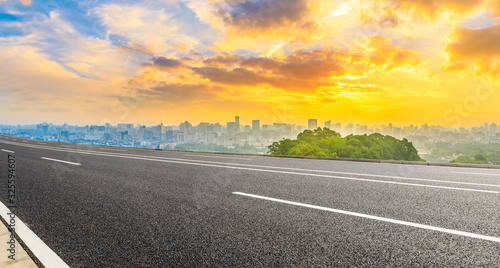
xmin=92 ymin=4 xmax=200 ymax=55
xmin=364 ymin=35 xmax=426 ymax=71
xmin=192 ymin=66 xmax=272 ymax=86
xmin=488 ymin=0 xmax=500 ymax=16
xmin=213 ymin=0 xmax=320 ymax=43
xmin=361 ymin=0 xmax=487 ymax=25
xmin=444 ymin=23 xmax=500 ymax=77
xmin=190 ymin=36 xmax=425 ymax=91
xmin=148 ymin=57 xmax=184 ymax=71
xmin=219 ymin=0 xmax=310 ymax=30
xmin=150 ymin=82 xmax=222 ymax=103
xmin=118 ymin=40 xmax=154 ymax=55
xmin=0 ymin=0 xmax=31 ymax=6
xmin=203 ymin=54 xmax=244 ymax=66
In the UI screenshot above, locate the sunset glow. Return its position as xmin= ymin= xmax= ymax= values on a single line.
xmin=1 ymin=0 xmax=499 ymax=126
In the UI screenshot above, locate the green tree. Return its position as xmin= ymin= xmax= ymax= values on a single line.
xmin=268 ymin=127 xmax=424 ymax=161
xmin=474 ymin=154 xmax=487 ymax=163
xmin=268 ymin=139 xmax=297 ymax=156
xmin=288 ymin=143 xmax=326 ymax=157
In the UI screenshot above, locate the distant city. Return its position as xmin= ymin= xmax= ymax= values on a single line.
xmin=1 ymin=117 xmax=500 ymax=157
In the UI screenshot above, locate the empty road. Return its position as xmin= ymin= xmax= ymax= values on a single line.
xmin=0 ymin=135 xmax=499 ymax=267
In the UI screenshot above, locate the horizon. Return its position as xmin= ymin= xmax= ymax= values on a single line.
xmin=2 ymin=118 xmax=499 ymax=130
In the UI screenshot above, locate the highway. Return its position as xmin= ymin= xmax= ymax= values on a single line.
xmin=0 ymin=135 xmax=499 ymax=267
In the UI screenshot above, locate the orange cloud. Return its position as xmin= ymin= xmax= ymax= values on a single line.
xmin=365 ymin=36 xmax=426 ymax=71
xmin=140 ymin=35 xmax=426 ymax=95
xmin=444 ymin=23 xmax=500 ymax=77
xmin=0 ymin=0 xmax=31 ymax=6
xmin=118 ymin=40 xmax=155 ymax=55
xmin=362 ymin=0 xmax=487 ymax=24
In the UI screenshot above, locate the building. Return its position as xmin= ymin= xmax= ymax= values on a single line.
xmin=180 ymin=121 xmax=192 ymax=133
xmin=325 ymin=120 xmax=331 ymax=129
xmin=252 ymin=120 xmax=260 ymax=132
xmin=235 ymin=115 xmax=240 ymax=133
xmin=490 ymin=123 xmax=498 ymax=136
xmin=227 ymin=122 xmax=237 ymax=135
xmin=308 ymin=119 xmax=317 ymax=130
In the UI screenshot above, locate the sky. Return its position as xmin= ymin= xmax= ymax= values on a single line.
xmin=1 ymin=0 xmax=500 ymax=127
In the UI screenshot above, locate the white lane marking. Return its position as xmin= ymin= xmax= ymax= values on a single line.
xmin=1 ymin=149 xmax=15 ymax=153
xmin=12 ymin=139 xmax=17 ymax=140
xmin=452 ymin=172 xmax=500 ymax=177
xmin=37 ymin=142 xmax=46 ymax=144
xmin=60 ymin=145 xmax=75 ymax=147
xmin=22 ymin=140 xmax=29 ymax=143
xmin=99 ymin=148 xmax=127 ymax=152
xmin=74 ymin=149 xmax=500 ymax=188
xmin=184 ymin=154 xmax=252 ymax=161
xmin=29 ymin=149 xmax=497 ymax=193
xmin=233 ymin=192 xmax=500 ymax=243
xmin=41 ymin=157 xmax=81 ymax=166
xmin=0 ymin=201 xmax=70 ymax=267
xmin=84 ymin=148 xmax=500 ymax=188
xmin=1 ymin=140 xmax=498 ymax=193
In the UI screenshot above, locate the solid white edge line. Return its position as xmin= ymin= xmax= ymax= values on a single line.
xmin=184 ymin=154 xmax=253 ymax=160
xmin=233 ymin=192 xmax=500 ymax=243
xmin=99 ymin=148 xmax=127 ymax=151
xmin=0 ymin=201 xmax=70 ymax=267
xmin=0 ymin=140 xmax=497 ymax=193
xmin=452 ymin=172 xmax=500 ymax=176
xmin=14 ymin=140 xmax=495 ymax=189
xmin=1 ymin=149 xmax=15 ymax=153
xmin=41 ymin=157 xmax=81 ymax=166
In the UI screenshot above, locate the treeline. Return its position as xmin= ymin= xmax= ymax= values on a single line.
xmin=424 ymin=142 xmax=500 ymax=165
xmin=268 ymin=127 xmax=423 ymax=161
xmin=174 ymin=143 xmax=266 ymax=154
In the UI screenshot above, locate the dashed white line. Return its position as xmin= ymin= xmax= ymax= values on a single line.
xmin=41 ymin=157 xmax=81 ymax=166
xmin=60 ymin=145 xmax=75 ymax=148
xmin=37 ymin=142 xmax=46 ymax=144
xmin=452 ymin=171 xmax=500 ymax=176
xmin=0 ymin=201 xmax=70 ymax=267
xmin=1 ymin=140 xmax=498 ymax=193
xmin=233 ymin=192 xmax=500 ymax=243
xmin=1 ymin=149 xmax=15 ymax=153
xmin=184 ymin=154 xmax=252 ymax=161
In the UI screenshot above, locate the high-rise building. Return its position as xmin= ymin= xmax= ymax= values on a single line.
xmin=252 ymin=120 xmax=260 ymax=132
xmin=490 ymin=123 xmax=498 ymax=136
xmin=325 ymin=120 xmax=331 ymax=129
xmin=308 ymin=119 xmax=317 ymax=130
xmin=235 ymin=115 xmax=240 ymax=132
xmin=227 ymin=122 xmax=237 ymax=135
xmin=180 ymin=121 xmax=192 ymax=133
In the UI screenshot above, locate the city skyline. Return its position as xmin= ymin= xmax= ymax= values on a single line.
xmin=1 ymin=1 xmax=500 ymax=126
xmin=3 ymin=117 xmax=500 ymax=131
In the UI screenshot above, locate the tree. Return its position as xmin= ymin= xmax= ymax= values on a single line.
xmin=268 ymin=128 xmax=424 ymax=161
xmin=474 ymin=154 xmax=487 ymax=163
xmin=297 ymin=130 xmax=317 ymax=144
xmin=313 ymin=127 xmax=340 ymax=140
xmin=268 ymin=139 xmax=297 ymax=156
xmin=288 ymin=143 xmax=326 ymax=157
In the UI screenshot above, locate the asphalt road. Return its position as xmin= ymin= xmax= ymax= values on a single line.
xmin=0 ymin=135 xmax=499 ymax=267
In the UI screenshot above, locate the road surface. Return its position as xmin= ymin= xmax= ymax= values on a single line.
xmin=0 ymin=135 xmax=499 ymax=267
